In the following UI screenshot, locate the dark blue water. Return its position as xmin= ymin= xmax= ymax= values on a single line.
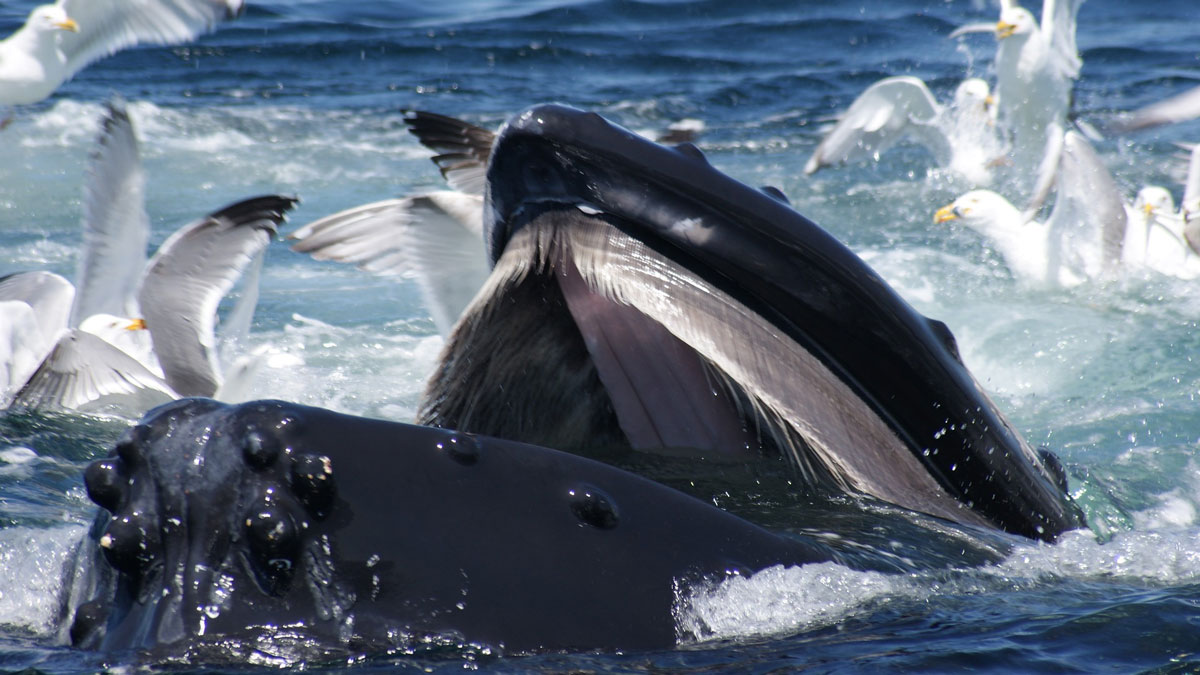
xmin=1 ymin=0 xmax=1200 ymax=671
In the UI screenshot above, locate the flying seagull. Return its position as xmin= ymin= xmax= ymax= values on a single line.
xmin=0 ymin=0 xmax=243 ymax=107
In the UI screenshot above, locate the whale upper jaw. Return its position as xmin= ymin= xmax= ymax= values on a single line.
xmin=426 ymin=103 xmax=1084 ymax=541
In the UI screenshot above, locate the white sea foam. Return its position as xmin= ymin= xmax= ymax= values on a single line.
xmin=0 ymin=525 xmax=87 ymax=637
xmin=238 ymin=314 xmax=441 ymax=421
xmin=674 ymin=563 xmax=911 ymax=644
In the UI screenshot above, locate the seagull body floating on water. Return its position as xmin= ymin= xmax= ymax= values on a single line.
xmin=2 ymin=99 xmax=296 ymax=414
xmin=936 ymin=131 xmax=1200 ymax=284
xmin=805 ymin=76 xmax=1001 ymax=185
xmin=951 ymin=0 xmax=1084 ymax=182
xmin=0 ymin=0 xmax=243 ymax=107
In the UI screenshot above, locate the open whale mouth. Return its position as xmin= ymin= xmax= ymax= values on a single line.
xmin=418 ymin=104 xmax=1083 ymax=541
xmin=419 ymin=200 xmax=993 ymax=530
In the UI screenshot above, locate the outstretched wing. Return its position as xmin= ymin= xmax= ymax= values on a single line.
xmin=7 ymin=328 xmax=176 ymax=413
xmin=290 ymin=191 xmax=488 ymax=336
xmin=1183 ymin=143 xmax=1200 ymax=214
xmin=1040 ymin=0 xmax=1085 ymax=81
xmin=1182 ymin=144 xmax=1200 ymax=255
xmin=0 ymin=271 xmax=74 ymax=343
xmin=1117 ymin=84 xmax=1200 ymax=133
xmin=403 ymin=110 xmax=496 ymax=195
xmin=71 ymin=96 xmax=149 ymax=326
xmin=137 ymin=195 xmax=296 ymax=398
xmin=56 ymin=0 xmax=243 ymax=82
xmin=805 ymin=76 xmax=949 ymax=174
xmin=1044 ymin=131 xmax=1127 ymax=278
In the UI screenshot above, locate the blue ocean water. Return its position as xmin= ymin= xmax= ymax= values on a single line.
xmin=1 ymin=0 xmax=1200 ymax=671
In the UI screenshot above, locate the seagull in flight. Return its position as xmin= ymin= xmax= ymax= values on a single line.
xmin=0 ymin=0 xmax=243 ymax=107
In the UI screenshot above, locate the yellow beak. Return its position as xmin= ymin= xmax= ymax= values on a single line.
xmin=934 ymin=204 xmax=959 ymax=224
xmin=125 ymin=318 xmax=147 ymax=331
xmin=996 ymin=21 xmax=1016 ymax=39
xmin=55 ymin=17 xmax=79 ymax=32
xmin=1142 ymin=202 xmax=1156 ymax=217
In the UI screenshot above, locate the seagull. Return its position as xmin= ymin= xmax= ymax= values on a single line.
xmin=0 ymin=0 xmax=244 ymax=107
xmin=951 ymin=0 xmax=1085 ymax=178
xmin=805 ymin=76 xmax=1002 ymax=185
xmin=0 ymin=271 xmax=74 ymax=392
xmin=1120 ymin=186 xmax=1182 ymax=263
xmin=291 ymin=110 xmax=497 ymax=337
xmin=935 ymin=131 xmax=1200 ymax=284
xmin=5 ymin=99 xmax=297 ymax=414
xmin=0 ymin=268 xmax=172 ymax=408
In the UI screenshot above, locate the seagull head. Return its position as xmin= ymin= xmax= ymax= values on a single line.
xmin=28 ymin=5 xmax=79 ymax=34
xmin=78 ymin=314 xmax=147 ymax=342
xmin=1133 ymin=186 xmax=1175 ymax=218
xmin=996 ymin=7 xmax=1035 ymax=40
xmin=953 ymin=78 xmax=993 ymax=111
xmin=934 ymin=190 xmax=1021 ymax=231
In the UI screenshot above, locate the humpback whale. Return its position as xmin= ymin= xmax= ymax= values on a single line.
xmin=418 ymin=104 xmax=1082 ymax=540
xmin=68 ymin=104 xmax=1084 ymax=660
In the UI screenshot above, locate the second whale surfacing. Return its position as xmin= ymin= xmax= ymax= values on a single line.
xmin=68 ymin=104 xmax=1084 ymax=659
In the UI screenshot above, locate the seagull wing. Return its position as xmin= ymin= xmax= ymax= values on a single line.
xmin=1117 ymin=85 xmax=1200 ymax=133
xmin=1183 ymin=144 xmax=1200 ymax=213
xmin=948 ymin=22 xmax=998 ymax=39
xmin=216 ymin=247 xmax=263 ymax=353
xmin=0 ymin=301 xmax=52 ymax=393
xmin=290 ymin=191 xmax=488 ymax=336
xmin=805 ymin=76 xmax=947 ymax=174
xmin=1040 ymin=0 xmax=1085 ymax=81
xmin=71 ymin=97 xmax=149 ymax=326
xmin=7 ymin=328 xmax=176 ymax=413
xmin=1045 ymin=131 xmax=1127 ymax=278
xmin=1023 ymin=122 xmax=1067 ymax=220
xmin=137 ymin=195 xmax=296 ymax=398
xmin=1182 ymin=144 xmax=1200 ymax=255
xmin=0 ymin=271 xmax=74 ymax=343
xmin=403 ymin=111 xmax=496 ymax=195
xmin=55 ymin=0 xmax=243 ymax=81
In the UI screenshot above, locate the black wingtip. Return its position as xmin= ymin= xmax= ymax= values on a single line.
xmin=401 ymin=110 xmax=496 ymax=187
xmin=208 ymin=195 xmax=301 ymax=232
xmin=94 ymin=96 xmax=134 ymax=157
xmin=402 ymin=110 xmax=496 ymax=156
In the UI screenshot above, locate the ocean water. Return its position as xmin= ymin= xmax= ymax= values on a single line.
xmin=1 ymin=0 xmax=1200 ymax=671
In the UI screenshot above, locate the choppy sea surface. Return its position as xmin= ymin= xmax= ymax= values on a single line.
xmin=1 ymin=0 xmax=1200 ymax=671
